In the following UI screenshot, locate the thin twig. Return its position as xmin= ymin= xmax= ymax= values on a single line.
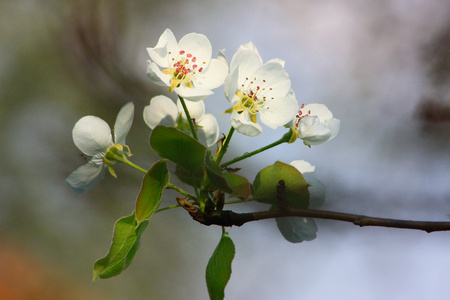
xmin=183 ymin=181 xmax=450 ymax=233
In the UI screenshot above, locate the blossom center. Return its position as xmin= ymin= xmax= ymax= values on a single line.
xmin=234 ymin=77 xmax=273 ymax=123
xmin=294 ymin=104 xmax=311 ymax=128
xmin=163 ymin=50 xmax=206 ymax=92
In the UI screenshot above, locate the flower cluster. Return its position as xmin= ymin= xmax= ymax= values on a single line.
xmin=67 ymin=27 xmax=340 ymax=197
xmin=66 ymin=28 xmax=343 ymax=294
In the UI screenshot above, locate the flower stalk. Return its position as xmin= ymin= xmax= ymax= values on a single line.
xmin=178 ymin=95 xmax=198 ymax=140
xmin=220 ymin=129 xmax=292 ymax=167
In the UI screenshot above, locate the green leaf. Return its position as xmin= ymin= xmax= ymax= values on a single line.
xmin=150 ymin=125 xmax=206 ymax=173
xmin=204 ymin=151 xmax=233 ymax=194
xmin=93 ymin=212 xmax=148 ymax=281
xmin=223 ymin=173 xmax=251 ymax=201
xmin=252 ymin=161 xmax=310 ymax=208
xmin=206 ymin=232 xmax=235 ymax=300
xmin=175 ymin=164 xmax=204 ymax=187
xmin=135 ymin=159 xmax=170 ymax=223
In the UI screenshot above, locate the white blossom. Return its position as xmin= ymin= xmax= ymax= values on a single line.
xmin=291 ymin=103 xmax=340 ymax=146
xmin=66 ymin=102 xmax=134 ymax=195
xmin=224 ymin=42 xmax=299 ymax=136
xmin=147 ymin=29 xmax=229 ymax=102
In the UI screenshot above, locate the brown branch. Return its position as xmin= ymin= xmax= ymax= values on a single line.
xmin=186 ymin=207 xmax=450 ymax=233
xmin=178 ymin=181 xmax=450 ymax=233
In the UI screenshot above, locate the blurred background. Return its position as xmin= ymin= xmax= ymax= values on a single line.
xmin=0 ymin=0 xmax=449 ymax=299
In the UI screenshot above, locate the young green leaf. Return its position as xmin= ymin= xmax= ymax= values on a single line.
xmin=206 ymin=232 xmax=235 ymax=300
xmin=175 ymin=164 xmax=204 ymax=187
xmin=150 ymin=125 xmax=206 ymax=172
xmin=93 ymin=212 xmax=148 ymax=281
xmin=223 ymin=173 xmax=251 ymax=201
xmin=204 ymin=151 xmax=233 ymax=194
xmin=135 ymin=159 xmax=169 ymax=223
xmin=252 ymin=161 xmax=310 ymax=208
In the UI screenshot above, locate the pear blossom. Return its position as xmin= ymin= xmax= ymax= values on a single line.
xmin=146 ymin=29 xmax=229 ymax=102
xmin=143 ymin=95 xmax=219 ymax=147
xmin=66 ymin=102 xmax=134 ymax=195
xmin=289 ymin=103 xmax=340 ymax=146
xmin=223 ymin=42 xmax=299 ymax=136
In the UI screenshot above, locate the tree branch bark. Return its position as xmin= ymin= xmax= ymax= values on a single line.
xmin=177 ymin=180 xmax=450 ymax=233
xmin=186 ymin=207 xmax=450 ymax=233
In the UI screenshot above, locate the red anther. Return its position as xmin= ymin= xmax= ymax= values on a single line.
xmin=192 ymin=57 xmax=197 ymax=62
xmin=180 ymin=50 xmax=185 ymax=55
xmin=187 ymin=53 xmax=192 ymax=58
xmin=193 ymin=64 xmax=198 ymax=69
xmin=186 ymin=59 xmax=190 ymax=64
xmin=198 ymin=67 xmax=203 ymax=72
xmin=301 ymin=104 xmax=305 ymax=108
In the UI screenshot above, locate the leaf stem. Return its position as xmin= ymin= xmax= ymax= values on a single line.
xmin=155 ymin=204 xmax=181 ymax=213
xmin=166 ymin=183 xmax=196 ymax=200
xmin=178 ymin=95 xmax=198 ymax=141
xmin=220 ymin=130 xmax=292 ymax=167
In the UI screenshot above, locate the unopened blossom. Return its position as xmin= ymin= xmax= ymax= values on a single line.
xmin=143 ymin=95 xmax=219 ymax=147
xmin=223 ymin=42 xmax=299 ymax=136
xmin=66 ymin=102 xmax=134 ymax=195
xmin=289 ymin=103 xmax=340 ymax=146
xmin=146 ymin=29 xmax=229 ymax=102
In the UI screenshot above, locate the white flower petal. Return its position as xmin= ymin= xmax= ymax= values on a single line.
xmin=147 ymin=28 xmax=178 ymax=68
xmin=276 ymin=217 xmax=318 ymax=243
xmin=260 ymin=90 xmax=299 ymax=129
xmin=178 ymin=32 xmax=212 ymax=68
xmin=298 ymin=116 xmax=332 ymax=145
xmin=193 ymin=58 xmax=229 ymax=90
xmin=224 ymin=66 xmax=241 ymax=102
xmin=303 ymin=103 xmax=333 ymax=121
xmin=303 ymin=176 xmax=326 ymax=209
xmin=217 ymin=49 xmax=229 ymax=65
xmin=267 ymin=58 xmax=286 ymax=68
xmin=114 ymin=102 xmax=134 ymax=144
xmin=147 ymin=61 xmax=171 ymax=87
xmin=290 ymin=160 xmax=315 ymax=174
xmin=174 ymin=86 xmax=214 ymax=102
xmin=231 ymin=111 xmax=262 ymax=136
xmin=327 ymin=118 xmax=341 ymax=140
xmin=197 ymin=114 xmax=220 ymax=147
xmin=230 ymin=42 xmax=262 ymax=75
xmin=176 ymin=98 xmax=205 ymax=121
xmin=73 ymin=116 xmax=112 ymax=156
xmin=143 ymin=95 xmax=178 ymax=129
xmin=252 ymin=61 xmax=291 ymax=98
xmin=65 ymin=162 xmax=106 ymax=195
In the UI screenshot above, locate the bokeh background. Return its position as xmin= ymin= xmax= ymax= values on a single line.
xmin=0 ymin=0 xmax=449 ymax=299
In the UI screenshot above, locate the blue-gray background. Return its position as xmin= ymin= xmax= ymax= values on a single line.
xmin=0 ymin=0 xmax=449 ymax=299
